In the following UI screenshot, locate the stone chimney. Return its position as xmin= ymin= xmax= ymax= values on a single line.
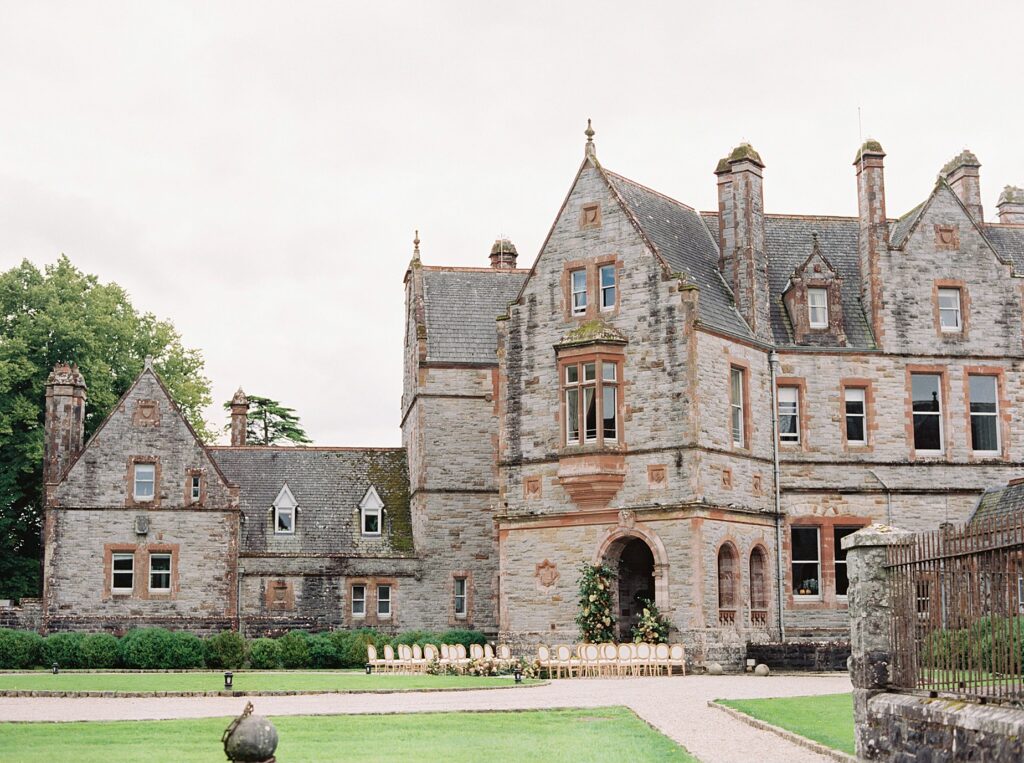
xmin=941 ymin=150 xmax=983 ymax=222
xmin=44 ymin=363 xmax=87 ymax=484
xmin=230 ymin=388 xmax=248 ymax=446
xmin=715 ymin=143 xmax=771 ymax=341
xmin=996 ymin=186 xmax=1024 ymax=224
xmin=489 ymin=238 xmax=518 ymax=269
xmin=855 ymin=139 xmax=888 ymax=347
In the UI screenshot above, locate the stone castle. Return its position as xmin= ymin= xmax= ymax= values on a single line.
xmin=38 ymin=127 xmax=1024 ymax=662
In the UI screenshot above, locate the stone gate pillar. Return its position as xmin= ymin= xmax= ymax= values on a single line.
xmin=842 ymin=524 xmax=912 ymax=760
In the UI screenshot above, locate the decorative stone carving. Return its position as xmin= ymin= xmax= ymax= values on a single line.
xmin=935 ymin=224 xmax=960 ymax=250
xmin=133 ymin=400 xmax=160 ymax=427
xmin=618 ymin=509 xmax=636 ymax=529
xmin=535 ymin=560 xmax=559 ymax=590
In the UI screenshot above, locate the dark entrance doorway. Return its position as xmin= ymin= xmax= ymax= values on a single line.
xmin=615 ymin=538 xmax=655 ymax=642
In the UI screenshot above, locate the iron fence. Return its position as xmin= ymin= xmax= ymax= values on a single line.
xmin=886 ymin=514 xmax=1024 ymax=704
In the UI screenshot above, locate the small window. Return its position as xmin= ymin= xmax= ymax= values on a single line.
xmin=833 ymin=528 xmax=858 ymax=597
xmin=969 ymin=375 xmax=999 ymax=453
xmin=275 ymin=505 xmax=294 ymax=534
xmin=808 ymin=288 xmax=828 ymax=328
xmin=112 ymin=553 xmax=134 ymax=592
xmin=149 ymin=553 xmax=171 ymax=592
xmin=938 ymin=288 xmax=962 ymax=332
xmin=377 ymin=585 xmax=392 ymax=618
xmin=599 ymin=264 xmax=616 ymax=311
xmin=601 ymin=362 xmax=617 ymax=440
xmin=844 ymin=388 xmax=867 ymax=445
xmin=777 ymin=387 xmax=800 ymax=444
xmin=360 ymin=486 xmax=384 ymax=536
xmin=571 ymin=269 xmax=587 ymax=315
xmin=911 ymin=374 xmax=943 ymax=452
xmin=190 ymin=475 xmax=201 ymax=503
xmin=351 ymin=585 xmax=365 ymax=617
xmin=791 ymin=527 xmax=820 ymax=598
xmin=133 ymin=463 xmax=155 ymax=502
xmin=454 ymin=577 xmax=467 ymax=618
xmin=362 ymin=507 xmax=380 ymax=535
xmin=730 ymin=367 xmax=745 ymax=447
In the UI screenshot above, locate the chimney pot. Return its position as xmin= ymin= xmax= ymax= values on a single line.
xmin=489 ymin=238 xmax=518 ymax=270
xmin=230 ymin=388 xmax=248 ymax=446
xmin=997 ymin=186 xmax=1024 ymax=225
xmin=941 ymin=149 xmax=984 ymax=222
xmin=44 ymin=363 xmax=87 ymax=484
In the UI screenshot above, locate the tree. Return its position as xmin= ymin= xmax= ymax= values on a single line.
xmin=0 ymin=256 xmax=213 ymax=600
xmin=225 ymin=395 xmax=311 ymax=446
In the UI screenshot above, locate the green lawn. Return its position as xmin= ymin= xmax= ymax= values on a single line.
xmin=0 ymin=671 xmax=540 ymax=693
xmin=0 ymin=708 xmax=696 ymax=762
xmin=717 ymin=693 xmax=854 ymax=755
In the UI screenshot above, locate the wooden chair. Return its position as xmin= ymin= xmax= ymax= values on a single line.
xmin=582 ymin=643 xmax=600 ymax=677
xmin=616 ymin=643 xmax=632 ymax=677
xmin=383 ymin=644 xmax=397 ymax=674
xmin=635 ymin=642 xmax=652 ymax=677
xmin=397 ymin=644 xmax=414 ymax=674
xmin=599 ymin=643 xmax=617 ymax=677
xmin=454 ymin=643 xmax=470 ymax=666
xmin=654 ymin=643 xmax=670 ymax=676
xmin=366 ymin=644 xmax=386 ymax=673
xmin=483 ymin=643 xmax=495 ymax=660
xmin=669 ymin=643 xmax=686 ymax=675
xmin=470 ymin=643 xmax=485 ymax=660
xmin=496 ymin=644 xmax=513 ymax=668
xmin=537 ymin=645 xmax=553 ymax=678
xmin=554 ymin=644 xmax=576 ymax=679
xmin=424 ymin=643 xmax=439 ymax=664
xmin=411 ymin=643 xmax=427 ymax=673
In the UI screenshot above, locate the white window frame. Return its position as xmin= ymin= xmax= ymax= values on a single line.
xmin=599 ymin=264 xmax=616 ymax=311
xmin=359 ymin=486 xmax=384 ymax=537
xmin=791 ymin=526 xmax=821 ymax=601
xmin=111 ymin=553 xmax=134 ymax=593
xmin=377 ymin=584 xmax=392 ymax=618
xmin=911 ymin=373 xmax=944 ymax=454
xmin=777 ymin=386 xmax=800 ymax=444
xmin=844 ymin=387 xmax=867 ymax=446
xmin=351 ymin=584 xmax=366 ymax=618
xmin=149 ymin=553 xmax=171 ymax=592
xmin=133 ymin=463 xmax=155 ymax=502
xmin=454 ymin=577 xmax=467 ymax=618
xmin=808 ymin=288 xmax=829 ymax=328
xmin=190 ymin=475 xmax=201 ymax=503
xmin=968 ymin=375 xmax=1000 ymax=455
xmin=730 ymin=367 xmax=745 ymax=447
xmin=570 ymin=269 xmax=587 ymax=315
xmin=562 ymin=359 xmax=619 ymax=446
xmin=938 ymin=288 xmax=962 ymax=332
xmin=272 ymin=484 xmax=298 ymax=535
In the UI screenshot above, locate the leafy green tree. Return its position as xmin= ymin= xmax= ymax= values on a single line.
xmin=225 ymin=395 xmax=311 ymax=445
xmin=0 ymin=256 xmax=213 ymax=600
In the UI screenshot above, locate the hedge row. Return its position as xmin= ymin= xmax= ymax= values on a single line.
xmin=0 ymin=627 xmax=487 ymax=670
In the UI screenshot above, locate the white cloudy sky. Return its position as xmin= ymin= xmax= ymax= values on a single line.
xmin=1 ymin=1 xmax=1021 ymax=445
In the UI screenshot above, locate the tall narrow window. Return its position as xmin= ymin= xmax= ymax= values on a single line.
xmin=565 ymin=365 xmax=580 ymax=443
xmin=275 ymin=504 xmax=295 ymax=533
xmin=808 ymin=288 xmax=828 ymax=328
xmin=938 ymin=288 xmax=962 ymax=332
xmin=969 ymin=375 xmax=999 ymax=453
xmin=717 ymin=543 xmax=738 ymax=619
xmin=730 ymin=367 xmax=745 ymax=447
xmin=377 ymin=585 xmax=392 ymax=618
xmin=749 ymin=547 xmax=768 ymax=611
xmin=111 ymin=553 xmax=134 ymax=593
xmin=911 ymin=374 xmax=943 ymax=452
xmin=583 ymin=362 xmax=597 ymax=442
xmin=599 ymin=264 xmax=616 ymax=311
xmin=453 ymin=577 xmax=467 ymax=618
xmin=777 ymin=387 xmax=800 ymax=444
xmin=601 ymin=362 xmax=617 ymax=440
xmin=844 ymin=388 xmax=867 ymax=445
xmin=133 ymin=463 xmax=155 ymax=502
xmin=351 ymin=585 xmax=365 ymax=617
xmin=562 ymin=359 xmax=620 ymax=446
xmin=190 ymin=475 xmax=201 ymax=503
xmin=571 ymin=269 xmax=587 ymax=315
xmin=149 ymin=553 xmax=171 ymax=592
xmin=791 ymin=527 xmax=820 ymax=598
xmin=833 ymin=528 xmax=857 ymax=598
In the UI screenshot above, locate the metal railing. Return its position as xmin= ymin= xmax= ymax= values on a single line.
xmin=886 ymin=514 xmax=1024 ymax=704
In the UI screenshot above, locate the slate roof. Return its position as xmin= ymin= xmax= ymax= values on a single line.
xmin=604 ymin=171 xmax=751 ymax=339
xmin=970 ymin=479 xmax=1024 ymax=523
xmin=889 ymin=203 xmax=926 ymax=249
xmin=983 ymin=225 xmax=1024 ymax=274
xmin=210 ymin=447 xmax=414 ymax=556
xmin=421 ymin=267 xmax=527 ymax=364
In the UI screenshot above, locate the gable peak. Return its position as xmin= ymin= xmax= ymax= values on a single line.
xmin=273 ymin=483 xmax=297 ymax=509
xmin=359 ymin=485 xmax=384 ymax=510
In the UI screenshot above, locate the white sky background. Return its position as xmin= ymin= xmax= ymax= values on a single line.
xmin=1 ymin=1 xmax=1022 ymax=446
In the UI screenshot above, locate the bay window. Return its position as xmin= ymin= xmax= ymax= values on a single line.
xmin=563 ymin=358 xmax=620 ymax=446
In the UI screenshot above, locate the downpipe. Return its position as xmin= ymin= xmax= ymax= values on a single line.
xmin=768 ymin=351 xmax=786 ymax=642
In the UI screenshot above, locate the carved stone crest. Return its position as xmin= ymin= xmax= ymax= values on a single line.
xmin=535 ymin=559 xmax=559 ymax=589
xmin=935 ymin=224 xmax=960 ymax=250
xmin=133 ymin=400 xmax=160 ymax=427
xmin=618 ymin=509 xmax=636 ymax=529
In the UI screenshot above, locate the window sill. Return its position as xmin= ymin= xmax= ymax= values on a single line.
xmin=792 ymin=595 xmax=822 ymax=604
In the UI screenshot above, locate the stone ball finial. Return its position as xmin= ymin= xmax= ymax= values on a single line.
xmin=754 ymin=663 xmax=771 ymax=677
xmin=223 ymin=702 xmax=279 ymax=763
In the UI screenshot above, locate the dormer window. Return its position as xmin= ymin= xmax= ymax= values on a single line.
xmin=359 ymin=486 xmax=384 ymax=536
xmin=571 ymin=270 xmax=587 ymax=315
xmin=807 ymin=288 xmax=828 ymax=328
xmin=272 ymin=484 xmax=298 ymax=535
xmin=133 ymin=463 xmax=155 ymax=502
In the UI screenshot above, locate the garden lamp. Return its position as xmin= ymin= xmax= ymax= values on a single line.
xmin=52 ymin=662 xmax=59 ymax=675
xmin=365 ymin=663 xmax=373 ymax=675
xmin=513 ymin=667 xmax=523 ymax=684
xmin=224 ymin=671 xmax=233 ymax=690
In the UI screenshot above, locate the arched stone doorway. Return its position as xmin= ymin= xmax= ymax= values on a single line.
xmin=595 ymin=521 xmax=670 ymax=641
xmin=614 ymin=538 xmax=655 ymax=641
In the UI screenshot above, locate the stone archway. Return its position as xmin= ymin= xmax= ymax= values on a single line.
xmin=596 ymin=522 xmax=670 ymax=642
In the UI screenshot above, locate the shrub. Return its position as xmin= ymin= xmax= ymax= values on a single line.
xmin=41 ymin=632 xmax=85 ymax=668
xmin=204 ymin=631 xmax=246 ymax=669
xmin=277 ymin=630 xmax=311 ymax=668
xmin=437 ymin=630 xmax=487 ymax=649
xmin=249 ymin=638 xmax=281 ymax=669
xmin=120 ymin=628 xmax=184 ymax=669
xmin=79 ymin=634 xmax=121 ymax=668
xmin=331 ymin=628 xmax=388 ymax=669
xmin=0 ymin=629 xmax=42 ymax=669
xmin=167 ymin=631 xmax=205 ymax=669
xmin=307 ymin=634 xmax=338 ymax=668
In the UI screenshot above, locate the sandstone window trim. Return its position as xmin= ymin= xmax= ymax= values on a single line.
xmin=833 ymin=527 xmax=858 ymax=599
xmin=561 ymin=256 xmax=622 ymax=321
xmin=807 ymin=287 xmax=829 ymax=328
xmin=111 ymin=552 xmax=135 ymax=594
xmin=938 ymin=287 xmax=963 ymax=333
xmin=560 ymin=355 xmax=623 ymax=448
xmin=570 ymin=269 xmax=588 ymax=315
xmin=749 ymin=545 xmax=769 ymax=614
xmin=133 ymin=463 xmax=155 ymax=502
xmin=966 ymin=372 xmax=1001 ymax=456
xmin=599 ymin=264 xmax=617 ymax=312
xmin=453 ymin=575 xmax=468 ymax=620
xmin=185 ymin=468 xmax=206 ymax=507
xmin=908 ymin=370 xmax=946 ymax=457
xmin=149 ymin=552 xmax=172 ymax=593
xmin=790 ymin=526 xmax=821 ymax=601
xmin=844 ymin=387 xmax=867 ymax=447
xmin=377 ymin=584 xmax=392 ymax=618
xmin=933 ymin=280 xmax=970 ymax=340
xmin=729 ymin=363 xmax=751 ymax=450
xmin=717 ymin=541 xmax=739 ymax=627
xmin=775 ymin=382 xmax=804 ymax=446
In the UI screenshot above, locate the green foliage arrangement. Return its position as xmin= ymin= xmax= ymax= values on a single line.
xmin=78 ymin=633 xmax=121 ymax=669
xmin=329 ymin=628 xmax=389 ymax=669
xmin=277 ymin=630 xmax=311 ymax=668
xmin=40 ymin=632 xmax=85 ymax=668
xmin=224 ymin=394 xmax=311 ymax=446
xmin=0 ymin=257 xmax=213 ymax=600
xmin=0 ymin=628 xmax=42 ymax=669
xmin=203 ymin=630 xmax=246 ymax=669
xmin=248 ymin=638 xmax=282 ymax=669
xmin=575 ymin=562 xmax=617 ymax=643
xmin=631 ymin=598 xmax=670 ymax=644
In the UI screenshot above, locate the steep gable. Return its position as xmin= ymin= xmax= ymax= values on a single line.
xmin=52 ymin=366 xmax=236 ymax=509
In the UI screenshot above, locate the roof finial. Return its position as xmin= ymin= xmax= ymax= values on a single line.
xmin=584 ymin=119 xmax=596 ymax=159
xmin=413 ymin=229 xmax=420 ymax=259
xmin=144 ymin=355 xmax=154 ymax=371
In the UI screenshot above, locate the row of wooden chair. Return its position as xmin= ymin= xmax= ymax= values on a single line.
xmin=366 ymin=643 xmax=513 ymax=674
xmin=537 ymin=642 xmax=686 ymax=678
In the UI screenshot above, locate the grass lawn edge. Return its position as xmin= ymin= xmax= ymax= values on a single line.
xmin=708 ymin=700 xmax=856 ymax=763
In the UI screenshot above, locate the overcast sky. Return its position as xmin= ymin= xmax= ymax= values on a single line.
xmin=2 ymin=1 xmax=1022 ymax=446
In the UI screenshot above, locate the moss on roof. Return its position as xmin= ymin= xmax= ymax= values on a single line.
xmin=941 ymin=149 xmax=980 ymax=176
xmin=853 ymin=139 xmax=885 ymax=163
xmin=556 ymin=319 xmax=628 ymax=348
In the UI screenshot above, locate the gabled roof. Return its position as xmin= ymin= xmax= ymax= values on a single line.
xmin=970 ymin=479 xmax=1024 ymax=523
xmin=983 ymin=224 xmax=1024 ymax=274
xmin=420 ymin=267 xmax=528 ymax=365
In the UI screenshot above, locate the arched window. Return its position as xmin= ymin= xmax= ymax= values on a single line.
xmin=717 ymin=543 xmax=738 ymax=625
xmin=750 ymin=546 xmax=768 ymax=628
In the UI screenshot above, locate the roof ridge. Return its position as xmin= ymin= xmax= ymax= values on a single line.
xmin=421 ymin=265 xmax=530 ymax=274
xmin=603 ymin=169 xmax=697 ymax=212
xmin=701 ymin=211 xmax=860 ymax=222
xmin=210 ymin=445 xmax=405 ymax=452
xmin=985 ymin=222 xmax=1024 ymax=229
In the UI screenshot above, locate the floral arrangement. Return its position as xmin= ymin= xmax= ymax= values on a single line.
xmin=575 ymin=561 xmax=617 ymax=643
xmin=631 ymin=598 xmax=670 ymax=644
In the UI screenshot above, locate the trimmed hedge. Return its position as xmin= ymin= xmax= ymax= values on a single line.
xmin=79 ymin=633 xmax=121 ymax=668
xmin=0 ymin=629 xmax=42 ymax=669
xmin=41 ymin=632 xmax=85 ymax=669
xmin=204 ymin=631 xmax=246 ymax=669
xmin=249 ymin=638 xmax=281 ymax=669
